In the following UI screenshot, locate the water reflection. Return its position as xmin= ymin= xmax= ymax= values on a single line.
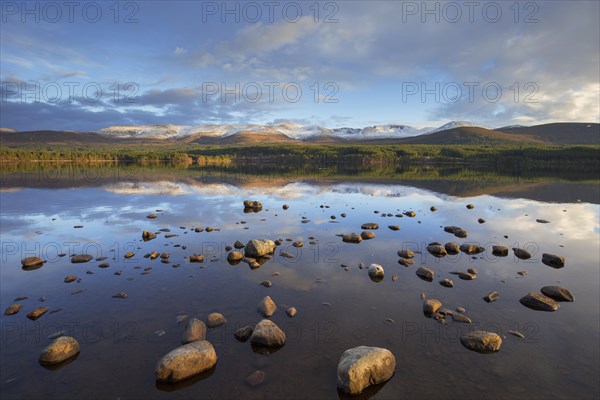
xmin=0 ymin=164 xmax=598 ymax=399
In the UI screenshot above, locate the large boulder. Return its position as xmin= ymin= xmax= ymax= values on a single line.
xmin=155 ymin=341 xmax=217 ymax=382
xmin=39 ymin=336 xmax=80 ymax=365
xmin=250 ymin=319 xmax=286 ymax=347
xmin=245 ymin=240 xmax=276 ymax=258
xmin=460 ymin=331 xmax=502 ymax=353
xmin=337 ymin=346 xmax=396 ymax=395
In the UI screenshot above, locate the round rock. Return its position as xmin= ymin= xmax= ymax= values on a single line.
xmin=155 ymin=340 xmax=217 ymax=382
xmin=367 ymin=263 xmax=384 ymax=278
xmin=206 ymin=313 xmax=226 ymax=328
xmin=39 ymin=336 xmax=80 ymax=365
xmin=250 ymin=319 xmax=286 ymax=347
xmin=460 ymin=331 xmax=502 ymax=353
xmin=336 ymin=346 xmax=396 ymax=395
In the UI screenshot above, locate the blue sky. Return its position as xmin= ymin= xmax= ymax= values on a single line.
xmin=1 ymin=0 xmax=599 ymax=131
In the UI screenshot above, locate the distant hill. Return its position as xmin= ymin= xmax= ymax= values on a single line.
xmin=498 ymin=123 xmax=600 ymax=144
xmin=1 ymin=122 xmax=598 ymax=146
xmin=398 ymin=126 xmax=542 ymax=145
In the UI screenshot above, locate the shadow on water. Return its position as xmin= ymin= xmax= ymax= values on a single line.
xmin=39 ymin=353 xmax=80 ymax=371
xmin=336 ymin=376 xmax=390 ymax=400
xmin=155 ymin=366 xmax=217 ymax=392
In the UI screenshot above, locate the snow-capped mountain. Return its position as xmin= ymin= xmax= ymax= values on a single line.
xmin=425 ymin=121 xmax=485 ymax=134
xmin=97 ymin=121 xmax=487 ymax=141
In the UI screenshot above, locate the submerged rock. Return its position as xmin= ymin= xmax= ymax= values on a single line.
xmin=452 ymin=313 xmax=472 ymax=323
xmin=540 ymin=286 xmax=574 ymax=302
xmin=71 ymin=254 xmax=93 ymax=263
xmin=250 ymin=319 xmax=286 ymax=347
xmin=39 ymin=336 xmax=80 ymax=365
xmin=246 ymin=370 xmax=266 ymax=387
xmin=234 ymin=325 xmax=254 ymax=342
xmin=155 ymin=340 xmax=217 ymax=382
xmin=336 ymin=346 xmax=395 ymax=395
xmin=461 ymin=331 xmax=502 ymax=353
xmin=458 ymin=272 xmax=476 ymax=280
xmin=519 ymin=292 xmax=559 ymax=311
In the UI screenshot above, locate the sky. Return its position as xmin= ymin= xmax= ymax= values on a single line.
xmin=1 ymin=0 xmax=599 ymax=131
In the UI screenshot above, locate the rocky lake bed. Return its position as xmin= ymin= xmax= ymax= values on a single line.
xmin=1 ymin=171 xmax=599 ymax=399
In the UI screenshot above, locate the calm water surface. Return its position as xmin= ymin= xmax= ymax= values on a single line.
xmin=1 ymin=165 xmax=599 ymax=399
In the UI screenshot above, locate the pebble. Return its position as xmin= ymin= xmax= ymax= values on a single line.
xmin=508 ymin=330 xmax=525 ymax=339
xmin=416 ymin=267 xmax=435 ymax=282
xmin=286 ymin=307 xmax=297 ymax=317
xmin=260 ymin=281 xmax=272 ymax=288
xmin=27 ymin=307 xmax=49 ymax=320
xmin=206 ymin=312 xmax=226 ymax=328
xmin=112 ymin=292 xmax=128 ymax=299
xmin=439 ymin=279 xmax=454 ymax=288
xmin=4 ymin=304 xmax=22 ymax=315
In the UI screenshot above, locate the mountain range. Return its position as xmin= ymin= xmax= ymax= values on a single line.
xmin=1 ymin=121 xmax=598 ymax=145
